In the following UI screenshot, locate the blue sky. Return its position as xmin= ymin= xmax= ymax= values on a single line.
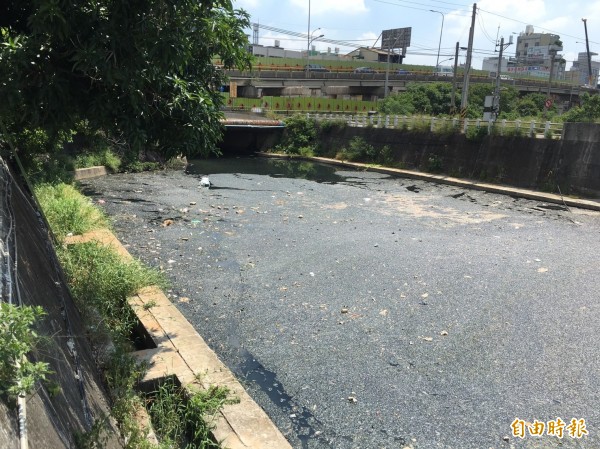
xmin=234 ymin=0 xmax=600 ymax=70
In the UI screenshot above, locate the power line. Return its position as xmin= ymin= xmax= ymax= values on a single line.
xmin=476 ymin=10 xmax=497 ymax=45
xmin=250 ymin=23 xmax=363 ymax=49
xmin=478 ymin=8 xmax=600 ymax=46
xmin=371 ymin=0 xmax=471 ymax=16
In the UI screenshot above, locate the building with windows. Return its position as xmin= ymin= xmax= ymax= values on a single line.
xmin=482 ymin=56 xmax=509 ymax=76
xmin=509 ymin=25 xmax=565 ymax=79
xmin=569 ymin=52 xmax=600 ymax=87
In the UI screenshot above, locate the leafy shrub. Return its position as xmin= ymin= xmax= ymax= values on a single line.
xmin=298 ymin=146 xmax=315 ymax=157
xmin=379 ymin=145 xmax=394 ymax=165
xmin=0 ymin=303 xmax=50 ymax=399
xmin=562 ymin=93 xmax=600 ymax=123
xmin=465 ymin=125 xmax=488 ymax=141
xmin=319 ymin=119 xmax=347 ymax=132
xmin=378 ymin=93 xmax=416 ymax=115
xmin=274 ymin=115 xmax=318 ymax=154
xmin=426 ymin=154 xmax=443 ymax=173
xmin=337 ymin=136 xmax=376 ymax=162
xmin=25 ymin=153 xmax=75 ymax=184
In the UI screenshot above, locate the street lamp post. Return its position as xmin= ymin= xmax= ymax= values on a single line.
xmin=307 ymin=0 xmax=311 ymax=66
xmin=306 ymin=28 xmax=324 ymax=77
xmin=430 ymin=10 xmax=445 ymax=74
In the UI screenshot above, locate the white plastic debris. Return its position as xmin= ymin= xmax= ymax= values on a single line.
xmin=200 ymin=176 xmax=211 ymax=188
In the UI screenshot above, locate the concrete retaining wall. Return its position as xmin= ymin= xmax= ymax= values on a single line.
xmin=314 ymin=123 xmax=600 ymax=198
xmin=0 ymin=160 xmax=120 ymax=449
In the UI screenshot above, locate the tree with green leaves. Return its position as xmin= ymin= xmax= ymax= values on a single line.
xmin=378 ymin=82 xmax=453 ymax=116
xmin=0 ymin=0 xmax=251 ymax=162
xmin=562 ymin=93 xmax=600 ymax=123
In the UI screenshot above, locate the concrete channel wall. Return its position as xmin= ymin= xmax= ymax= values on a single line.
xmin=317 ymin=123 xmax=600 ymax=198
xmin=0 ymin=159 xmax=121 ymax=449
xmin=241 ymin=121 xmax=600 ymax=198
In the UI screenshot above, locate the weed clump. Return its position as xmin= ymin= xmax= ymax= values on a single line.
xmin=34 ymin=183 xmax=109 ymax=241
xmin=74 ymin=149 xmax=122 ymax=172
xmin=146 ymin=377 xmax=238 ymax=448
xmin=58 ymin=242 xmax=165 ymax=339
xmin=274 ymin=115 xmax=318 ymax=155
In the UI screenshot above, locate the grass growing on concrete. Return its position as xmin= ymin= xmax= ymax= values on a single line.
xmin=58 ymin=241 xmax=165 ymax=339
xmin=35 ymin=182 xmax=234 ymax=449
xmin=146 ymin=377 xmax=236 ymax=449
xmin=74 ymin=149 xmax=122 ymax=172
xmin=34 ymin=183 xmax=109 ymax=241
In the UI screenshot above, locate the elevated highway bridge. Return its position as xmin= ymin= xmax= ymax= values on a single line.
xmin=225 ymin=68 xmax=594 ymax=106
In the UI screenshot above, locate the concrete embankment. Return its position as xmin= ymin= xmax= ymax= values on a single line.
xmin=224 ymin=117 xmax=600 ymax=199
xmin=313 ymin=123 xmax=600 ymax=199
xmin=0 ymin=159 xmax=121 ymax=449
xmin=259 ymin=153 xmax=600 ymax=212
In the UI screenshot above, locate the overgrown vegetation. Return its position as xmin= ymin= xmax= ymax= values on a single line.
xmin=274 ymin=115 xmax=318 ymax=155
xmin=335 ymin=136 xmax=394 ymax=166
xmin=425 ymin=154 xmax=443 ymax=173
xmin=58 ymin=242 xmax=165 ymax=338
xmin=336 ymin=136 xmax=375 ymax=162
xmin=33 ymin=182 xmax=234 ymax=448
xmin=34 ymin=183 xmax=109 ymax=241
xmin=146 ymin=378 xmax=237 ymax=449
xmin=376 ymin=82 xmax=565 ymax=120
xmin=562 ymin=92 xmax=600 ymax=122
xmin=74 ymin=149 xmax=121 ymax=173
xmin=0 ymin=303 xmax=51 ymax=399
xmin=465 ymin=125 xmax=489 ymax=141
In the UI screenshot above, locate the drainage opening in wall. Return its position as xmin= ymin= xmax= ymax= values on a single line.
xmin=130 ymin=317 xmax=157 ymax=351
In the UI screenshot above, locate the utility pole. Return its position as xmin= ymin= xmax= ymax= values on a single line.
xmin=451 ymin=42 xmax=459 ymax=113
xmin=547 ymin=50 xmax=556 ymax=99
xmin=306 ymin=0 xmax=311 ymax=79
xmin=460 ymin=3 xmax=477 ymax=111
xmin=582 ymin=18 xmax=593 ymax=86
xmin=493 ymin=37 xmax=506 ymax=120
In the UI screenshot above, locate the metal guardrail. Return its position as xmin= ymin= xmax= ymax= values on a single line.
xmin=304 ymin=113 xmax=564 ymax=139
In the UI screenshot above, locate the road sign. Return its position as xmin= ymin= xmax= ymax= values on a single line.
xmin=381 ymin=27 xmax=412 ymax=51
xmin=545 ymin=98 xmax=553 ymax=108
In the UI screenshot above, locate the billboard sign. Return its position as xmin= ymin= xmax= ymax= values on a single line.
xmin=507 ymin=66 xmax=549 ymax=78
xmin=527 ymin=46 xmax=548 ymax=60
xmin=382 ymin=27 xmax=412 ymax=52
